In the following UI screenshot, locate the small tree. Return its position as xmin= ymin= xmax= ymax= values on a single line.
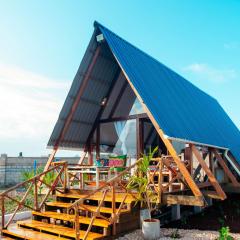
xmin=127 ymin=147 xmax=159 ymax=219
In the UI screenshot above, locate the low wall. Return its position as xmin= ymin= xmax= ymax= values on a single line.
xmin=0 ymin=154 xmax=79 ymax=187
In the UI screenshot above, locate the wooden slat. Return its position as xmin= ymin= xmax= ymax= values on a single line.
xmin=32 ymin=211 xmax=110 ymax=228
xmin=17 ymin=220 xmax=103 ymax=240
xmin=56 ymin=191 xmax=136 ymax=204
xmin=83 ymin=190 xmax=107 ymax=240
xmin=162 ymin=195 xmax=204 ymax=206
xmin=0 ymin=237 xmax=15 ymax=240
xmin=191 ymin=144 xmax=226 ymax=200
xmin=212 ymin=149 xmax=240 ymax=187
xmin=202 ymin=190 xmax=224 ymax=200
xmin=45 ymin=201 xmax=129 ymax=214
xmin=2 ymin=224 xmax=69 ymax=240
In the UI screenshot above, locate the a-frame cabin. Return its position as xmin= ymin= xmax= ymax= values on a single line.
xmin=1 ymin=21 xmax=240 ymax=240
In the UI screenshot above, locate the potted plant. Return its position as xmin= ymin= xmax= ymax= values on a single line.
xmin=127 ymin=147 xmax=160 ymax=240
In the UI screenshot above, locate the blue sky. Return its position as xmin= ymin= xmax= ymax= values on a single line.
xmin=0 ymin=1 xmax=239 ymax=156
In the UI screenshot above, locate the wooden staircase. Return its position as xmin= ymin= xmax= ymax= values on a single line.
xmin=2 ymin=152 xmax=230 ymax=239
xmin=1 ymin=189 xmax=139 ymax=239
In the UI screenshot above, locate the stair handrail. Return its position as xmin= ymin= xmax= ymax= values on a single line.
xmin=68 ymin=157 xmax=165 ymax=240
xmin=69 ymin=157 xmax=164 ymax=240
xmin=0 ymin=161 xmax=67 ymax=230
xmin=68 ymin=158 xmax=144 ymax=209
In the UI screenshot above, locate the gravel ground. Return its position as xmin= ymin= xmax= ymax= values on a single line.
xmin=117 ymin=228 xmax=240 ymax=240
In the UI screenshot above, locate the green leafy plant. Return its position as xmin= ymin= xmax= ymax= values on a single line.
xmin=126 ymin=146 xmax=159 ymax=219
xmin=170 ymin=229 xmax=181 ymax=239
xmin=21 ymin=166 xmax=57 ymax=195
xmin=218 ymin=226 xmax=233 ymax=240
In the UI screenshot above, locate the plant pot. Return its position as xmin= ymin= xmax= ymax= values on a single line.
xmin=142 ymin=218 xmax=160 ymax=240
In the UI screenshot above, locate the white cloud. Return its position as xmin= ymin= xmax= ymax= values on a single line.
xmin=184 ymin=63 xmax=237 ymax=83
xmin=0 ymin=63 xmax=70 ymax=140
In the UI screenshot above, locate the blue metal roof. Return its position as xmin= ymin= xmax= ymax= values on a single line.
xmin=95 ymin=21 xmax=240 ymax=162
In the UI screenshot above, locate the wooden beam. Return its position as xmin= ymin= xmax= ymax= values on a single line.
xmin=191 ymin=144 xmax=226 ymax=200
xmin=96 ymin=124 xmax=100 ymax=159
xmin=44 ymin=46 xmax=101 ymax=171
xmin=59 ymin=118 xmax=94 ymax=126
xmin=193 ymin=153 xmax=209 ymax=180
xmin=111 ymin=51 xmax=203 ymax=198
xmin=209 ymin=149 xmax=215 ymax=175
xmin=212 ymin=148 xmax=240 ymax=187
xmin=100 ymin=113 xmax=148 ymax=123
xmin=136 ymin=118 xmax=144 ymax=158
xmin=202 ymin=190 xmax=224 ymax=200
xmin=85 ymin=68 xmax=121 ymax=147
xmin=162 ymin=195 xmax=204 ymax=206
xmin=43 ymin=148 xmax=58 ymax=172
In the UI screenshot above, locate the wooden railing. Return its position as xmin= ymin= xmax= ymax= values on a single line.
xmin=0 ymin=161 xmax=67 ymax=230
xmin=67 ymin=158 xmax=149 ymax=240
xmin=66 ymin=156 xmax=190 ymax=240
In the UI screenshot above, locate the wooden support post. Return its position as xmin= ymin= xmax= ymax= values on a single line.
xmin=212 ymin=149 xmax=240 ymax=187
xmin=191 ymin=144 xmax=226 ymax=200
xmin=112 ymin=183 xmax=116 ymax=235
xmin=158 ymin=159 xmax=163 ymax=203
xmin=88 ymin=143 xmax=93 ymax=166
xmin=75 ymin=206 xmax=80 ymax=240
xmin=136 ymin=118 xmax=144 ymax=159
xmin=63 ymin=163 xmax=68 ymax=191
xmin=96 ymin=124 xmax=100 ymax=159
xmin=209 ymin=149 xmax=215 ymax=175
xmin=34 ymin=178 xmax=38 ymax=211
xmin=1 ymin=196 xmax=5 ymax=229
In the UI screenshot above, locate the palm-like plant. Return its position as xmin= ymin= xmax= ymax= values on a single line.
xmin=127 ymin=146 xmax=159 ymax=219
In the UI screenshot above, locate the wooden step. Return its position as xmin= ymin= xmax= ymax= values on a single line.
xmin=2 ymin=224 xmax=69 ymax=240
xmin=56 ymin=192 xmax=136 ymax=203
xmin=18 ymin=219 xmax=103 ymax=240
xmin=0 ymin=236 xmax=15 ymax=240
xmin=46 ymin=201 xmax=129 ymax=214
xmin=32 ymin=211 xmax=110 ymax=228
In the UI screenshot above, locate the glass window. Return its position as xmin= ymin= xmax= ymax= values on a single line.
xmin=99 ymin=119 xmax=137 ymax=158
xmin=129 ymin=98 xmax=145 ymax=115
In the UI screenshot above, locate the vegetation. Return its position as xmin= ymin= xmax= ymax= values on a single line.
xmin=0 ymin=166 xmax=57 ymax=215
xmin=126 ymin=146 xmax=159 ymax=219
xmin=169 ymin=229 xmax=181 ymax=239
xmin=218 ymin=226 xmax=233 ymax=240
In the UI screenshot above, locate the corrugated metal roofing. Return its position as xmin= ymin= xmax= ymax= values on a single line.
xmin=47 ymin=30 xmax=120 ymax=149
xmin=95 ymin=21 xmax=240 ymax=162
xmin=48 ymin=21 xmax=240 ymax=163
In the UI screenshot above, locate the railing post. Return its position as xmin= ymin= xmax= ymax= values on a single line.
xmin=75 ymin=205 xmax=80 ymax=240
xmin=1 ymin=196 xmax=5 ymax=229
xmin=158 ymin=158 xmax=163 ymax=203
xmin=63 ymin=162 xmax=68 ymax=191
xmin=111 ymin=182 xmax=116 ymax=235
xmin=34 ymin=178 xmax=38 ymax=211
